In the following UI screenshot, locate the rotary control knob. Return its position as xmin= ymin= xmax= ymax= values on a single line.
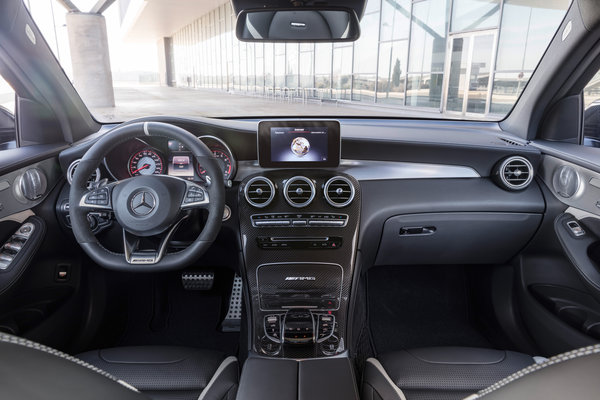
xmin=259 ymin=336 xmax=281 ymax=356
xmin=319 ymin=335 xmax=340 ymax=356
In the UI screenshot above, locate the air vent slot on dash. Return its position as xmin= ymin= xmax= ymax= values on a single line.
xmin=284 ymin=176 xmax=315 ymax=208
xmin=324 ymin=176 xmax=355 ymax=208
xmin=494 ymin=156 xmax=534 ymax=191
xmin=244 ymin=176 xmax=275 ymax=208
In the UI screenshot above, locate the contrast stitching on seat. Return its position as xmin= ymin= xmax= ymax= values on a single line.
xmin=0 ymin=333 xmax=139 ymax=392
xmin=466 ymin=344 xmax=600 ymax=399
xmin=365 ymin=358 xmax=407 ymax=400
xmin=197 ymin=356 xmax=238 ymax=400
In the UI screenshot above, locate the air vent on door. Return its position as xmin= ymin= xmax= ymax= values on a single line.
xmin=244 ymin=176 xmax=275 ymax=208
xmin=493 ymin=156 xmax=534 ymax=191
xmin=66 ymin=159 xmax=101 ymax=188
xmin=14 ymin=168 xmax=47 ymax=202
xmin=552 ymin=165 xmax=580 ymax=198
xmin=284 ymin=176 xmax=315 ymax=208
xmin=324 ymin=176 xmax=355 ymax=208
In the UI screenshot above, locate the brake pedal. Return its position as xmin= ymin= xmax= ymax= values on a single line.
xmin=181 ymin=272 xmax=214 ymax=290
xmin=221 ymin=274 xmax=243 ymax=332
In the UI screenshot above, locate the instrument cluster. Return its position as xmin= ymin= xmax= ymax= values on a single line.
xmin=104 ymin=135 xmax=236 ymax=186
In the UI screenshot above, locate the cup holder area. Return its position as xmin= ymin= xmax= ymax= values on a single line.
xmin=530 ymin=284 xmax=600 ymax=340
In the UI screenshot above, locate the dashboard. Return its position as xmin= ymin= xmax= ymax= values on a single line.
xmin=53 ymin=116 xmax=548 ymax=359
xmin=102 ymin=135 xmax=237 ymax=186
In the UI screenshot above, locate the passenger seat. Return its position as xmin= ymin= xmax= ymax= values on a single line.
xmin=77 ymin=346 xmax=238 ymax=400
xmin=362 ymin=347 xmax=535 ymax=400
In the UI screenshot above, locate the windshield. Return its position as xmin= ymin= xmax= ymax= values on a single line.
xmin=28 ymin=0 xmax=570 ymax=122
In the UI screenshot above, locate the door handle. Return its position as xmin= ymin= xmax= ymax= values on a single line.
xmin=399 ymin=226 xmax=436 ymax=236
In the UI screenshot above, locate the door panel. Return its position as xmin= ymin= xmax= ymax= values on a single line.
xmin=0 ymin=154 xmax=85 ymax=351
xmin=518 ymin=151 xmax=600 ymax=355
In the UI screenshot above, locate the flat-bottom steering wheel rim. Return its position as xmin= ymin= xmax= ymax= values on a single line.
xmin=68 ymin=121 xmax=225 ymax=272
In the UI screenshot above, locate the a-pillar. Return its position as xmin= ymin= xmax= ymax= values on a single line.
xmin=65 ymin=12 xmax=115 ymax=107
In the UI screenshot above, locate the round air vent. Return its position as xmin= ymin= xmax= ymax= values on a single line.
xmin=324 ymin=176 xmax=355 ymax=208
xmin=494 ymin=156 xmax=534 ymax=191
xmin=13 ymin=168 xmax=47 ymax=203
xmin=552 ymin=165 xmax=580 ymax=198
xmin=67 ymin=159 xmax=101 ymax=188
xmin=244 ymin=176 xmax=275 ymax=208
xmin=284 ymin=176 xmax=315 ymax=208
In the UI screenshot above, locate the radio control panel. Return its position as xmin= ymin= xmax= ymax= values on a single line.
xmin=257 ymin=236 xmax=342 ymax=250
xmin=251 ymin=213 xmax=348 ymax=228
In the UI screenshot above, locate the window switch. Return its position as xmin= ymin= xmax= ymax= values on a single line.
xmin=567 ymin=221 xmax=585 ymax=237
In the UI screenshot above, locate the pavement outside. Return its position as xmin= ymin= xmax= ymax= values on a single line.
xmin=92 ymin=85 xmax=490 ymax=123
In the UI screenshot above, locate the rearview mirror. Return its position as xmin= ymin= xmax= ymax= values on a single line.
xmin=236 ymin=8 xmax=361 ymax=42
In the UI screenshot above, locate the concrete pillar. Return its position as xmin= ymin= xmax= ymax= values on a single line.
xmin=65 ymin=12 xmax=115 ymax=107
xmin=157 ymin=37 xmax=175 ymax=87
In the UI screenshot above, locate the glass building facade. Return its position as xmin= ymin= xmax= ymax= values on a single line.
xmin=171 ymin=0 xmax=570 ymax=118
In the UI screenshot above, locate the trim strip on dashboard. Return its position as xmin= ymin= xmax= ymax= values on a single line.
xmin=234 ymin=159 xmax=480 ymax=181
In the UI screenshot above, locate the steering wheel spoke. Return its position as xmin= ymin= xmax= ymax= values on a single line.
xmin=79 ymin=182 xmax=116 ymax=211
xmin=123 ymin=213 xmax=189 ymax=265
xmin=181 ymin=181 xmax=210 ymax=210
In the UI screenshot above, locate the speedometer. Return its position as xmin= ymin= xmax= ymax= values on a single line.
xmin=129 ymin=149 xmax=164 ymax=176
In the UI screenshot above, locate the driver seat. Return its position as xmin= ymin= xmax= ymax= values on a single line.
xmin=77 ymin=346 xmax=238 ymax=400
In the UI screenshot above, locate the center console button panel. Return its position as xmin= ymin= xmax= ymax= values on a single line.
xmin=257 ymin=236 xmax=342 ymax=250
xmin=260 ymin=310 xmax=337 ymax=351
xmin=264 ymin=314 xmax=283 ymax=343
xmin=251 ymin=213 xmax=348 ymax=228
xmin=283 ymin=310 xmax=314 ymax=344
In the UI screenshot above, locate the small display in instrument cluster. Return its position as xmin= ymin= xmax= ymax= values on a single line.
xmin=167 ymin=140 xmax=195 ymax=180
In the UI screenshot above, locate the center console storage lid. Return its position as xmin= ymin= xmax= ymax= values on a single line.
xmin=236 ymin=356 xmax=359 ymax=400
xmin=298 ymin=358 xmax=359 ymax=400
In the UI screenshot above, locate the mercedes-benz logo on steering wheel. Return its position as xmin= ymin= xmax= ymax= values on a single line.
xmin=130 ymin=191 xmax=156 ymax=216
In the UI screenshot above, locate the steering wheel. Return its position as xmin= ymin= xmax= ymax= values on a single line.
xmin=69 ymin=121 xmax=225 ymax=272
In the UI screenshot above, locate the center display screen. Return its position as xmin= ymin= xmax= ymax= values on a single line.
xmin=258 ymin=120 xmax=340 ymax=168
xmin=270 ymin=126 xmax=329 ymax=162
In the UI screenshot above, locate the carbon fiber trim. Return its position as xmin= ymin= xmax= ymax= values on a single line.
xmin=238 ymin=170 xmax=360 ymax=359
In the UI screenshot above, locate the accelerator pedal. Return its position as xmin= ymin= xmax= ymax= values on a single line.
xmin=221 ymin=274 xmax=243 ymax=332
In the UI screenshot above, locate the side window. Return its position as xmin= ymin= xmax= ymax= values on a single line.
xmin=583 ymin=70 xmax=600 ymax=148
xmin=0 ymin=75 xmax=16 ymax=150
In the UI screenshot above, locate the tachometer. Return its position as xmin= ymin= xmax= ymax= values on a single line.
xmin=198 ymin=149 xmax=234 ymax=180
xmin=129 ymin=149 xmax=164 ymax=176
xmin=196 ymin=136 xmax=237 ymax=183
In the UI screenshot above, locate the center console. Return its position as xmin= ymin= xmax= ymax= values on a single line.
xmin=238 ymin=120 xmax=360 ymax=359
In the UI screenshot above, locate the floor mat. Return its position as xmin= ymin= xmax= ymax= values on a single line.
xmin=368 ymin=265 xmax=490 ymax=354
xmin=115 ymin=273 xmax=239 ymax=356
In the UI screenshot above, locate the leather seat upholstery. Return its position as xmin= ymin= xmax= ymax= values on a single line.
xmin=362 ymin=347 xmax=535 ymax=400
xmin=77 ymin=346 xmax=238 ymax=400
